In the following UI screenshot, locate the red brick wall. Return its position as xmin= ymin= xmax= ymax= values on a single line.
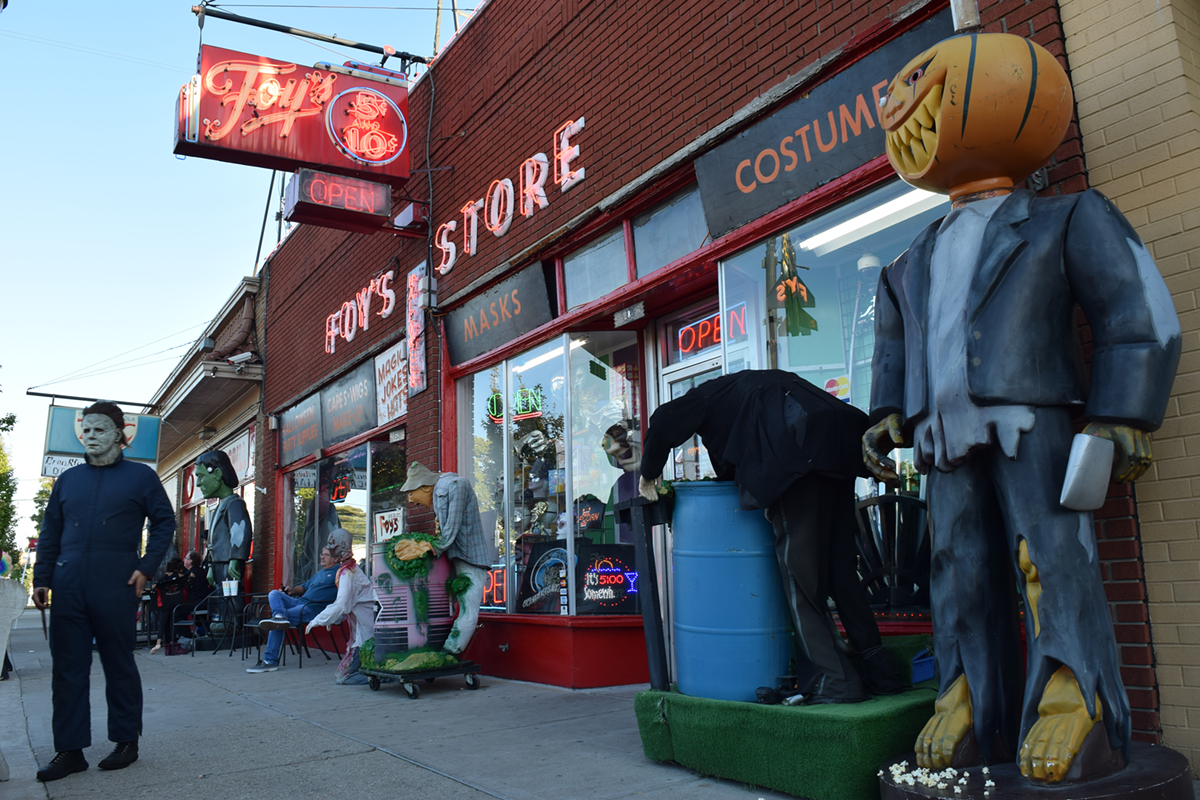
xmin=257 ymin=0 xmax=1160 ymax=738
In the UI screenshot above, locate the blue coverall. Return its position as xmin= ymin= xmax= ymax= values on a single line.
xmin=34 ymin=453 xmax=175 ymax=751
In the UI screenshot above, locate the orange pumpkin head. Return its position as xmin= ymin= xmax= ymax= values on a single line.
xmin=880 ymin=33 xmax=1073 ymax=200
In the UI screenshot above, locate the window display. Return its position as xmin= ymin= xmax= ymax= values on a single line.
xmin=459 ymin=333 xmax=643 ymax=616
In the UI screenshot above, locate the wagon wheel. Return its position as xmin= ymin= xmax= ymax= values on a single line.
xmin=464 ymin=672 xmax=480 ymax=690
xmin=368 ymin=675 xmax=381 ymax=691
xmin=402 ymin=681 xmax=421 ymax=699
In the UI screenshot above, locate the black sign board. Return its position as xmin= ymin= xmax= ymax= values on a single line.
xmin=321 ymin=360 xmax=378 ymax=446
xmin=280 ymin=393 xmax=322 ymax=466
xmin=695 ymin=9 xmax=953 ymax=239
xmin=445 ymin=264 xmax=554 ymax=365
xmin=576 ymin=544 xmax=640 ymax=615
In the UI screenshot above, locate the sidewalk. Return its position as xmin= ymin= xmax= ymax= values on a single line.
xmin=2 ymin=609 xmax=794 ymax=800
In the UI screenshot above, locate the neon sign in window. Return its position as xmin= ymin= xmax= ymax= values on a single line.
xmin=583 ymin=556 xmax=638 ymax=607
xmin=486 ymin=387 xmax=544 ymax=423
xmin=675 ymin=301 xmax=748 ymax=360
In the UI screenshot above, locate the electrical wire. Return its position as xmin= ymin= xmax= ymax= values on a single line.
xmin=0 ymin=30 xmax=192 ymax=74
xmin=214 ymin=4 xmax=444 ymax=9
xmin=29 ymin=322 xmax=212 ymax=390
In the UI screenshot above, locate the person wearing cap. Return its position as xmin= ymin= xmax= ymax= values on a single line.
xmin=32 ymin=402 xmax=175 ymax=781
xmin=246 ymin=545 xmax=339 ymax=673
xmin=399 ymin=462 xmax=496 ymax=654
xmin=305 ymin=528 xmax=378 ymax=684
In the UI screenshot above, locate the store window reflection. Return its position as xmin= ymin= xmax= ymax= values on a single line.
xmin=720 ymin=179 xmax=949 ymax=410
xmin=563 ymin=227 xmax=627 ymax=310
xmin=633 ymin=186 xmax=709 ymax=278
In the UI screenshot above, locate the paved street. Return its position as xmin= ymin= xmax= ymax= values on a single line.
xmin=1 ymin=609 xmax=793 ymax=800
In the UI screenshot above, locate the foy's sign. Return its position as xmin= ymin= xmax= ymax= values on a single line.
xmin=175 ymin=46 xmax=411 ymax=186
xmin=325 ymin=270 xmax=398 ymax=354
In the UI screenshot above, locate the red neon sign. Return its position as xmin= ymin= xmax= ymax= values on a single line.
xmin=676 ymin=302 xmax=748 ymax=358
xmin=482 ymin=567 xmax=507 ymax=607
xmin=175 ymin=46 xmax=410 ymax=186
xmin=285 ymin=168 xmax=392 ymax=233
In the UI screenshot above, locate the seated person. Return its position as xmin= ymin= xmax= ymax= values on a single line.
xmin=246 ymin=547 xmax=339 ymax=673
xmin=305 ymin=529 xmax=377 ymax=685
xmin=182 ymin=550 xmax=211 ymax=600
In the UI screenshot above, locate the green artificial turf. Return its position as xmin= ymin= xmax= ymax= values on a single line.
xmin=635 ymin=637 xmax=938 ymax=800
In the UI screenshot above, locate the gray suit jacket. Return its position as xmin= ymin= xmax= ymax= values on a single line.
xmin=871 ymin=189 xmax=1181 ymax=432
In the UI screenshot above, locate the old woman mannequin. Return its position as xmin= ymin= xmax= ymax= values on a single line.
xmin=306 ymin=529 xmax=377 ymax=684
xmin=32 ymin=402 xmax=175 ymax=781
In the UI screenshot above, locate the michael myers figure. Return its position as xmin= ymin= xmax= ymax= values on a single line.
xmin=639 ymin=370 xmax=902 ymax=703
xmin=32 ymin=402 xmax=175 ymax=780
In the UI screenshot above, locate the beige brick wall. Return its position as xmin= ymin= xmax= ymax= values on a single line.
xmin=1060 ymin=0 xmax=1200 ymax=770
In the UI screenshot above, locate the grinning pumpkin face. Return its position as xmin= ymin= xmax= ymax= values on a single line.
xmin=880 ymin=33 xmax=1074 ymax=200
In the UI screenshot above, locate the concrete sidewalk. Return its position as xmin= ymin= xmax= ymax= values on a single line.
xmin=2 ymin=609 xmax=793 ymax=800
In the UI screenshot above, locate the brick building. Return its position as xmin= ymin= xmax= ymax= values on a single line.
xmin=155 ymin=0 xmax=1196 ymax=774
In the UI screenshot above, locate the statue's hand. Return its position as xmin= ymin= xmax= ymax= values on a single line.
xmin=227 ymin=560 xmax=243 ymax=582
xmin=863 ymin=414 xmax=906 ymax=483
xmin=1082 ymin=422 xmax=1153 ymax=482
xmin=638 ymin=475 xmax=660 ymax=502
xmin=393 ymin=539 xmax=435 ymax=561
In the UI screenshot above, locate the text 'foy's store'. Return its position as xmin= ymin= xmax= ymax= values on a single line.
xmin=260 ymin=0 xmax=1081 ymax=689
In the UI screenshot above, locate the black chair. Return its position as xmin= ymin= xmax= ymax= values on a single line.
xmin=171 ymin=594 xmax=213 ymax=657
xmin=242 ymin=594 xmax=307 ymax=667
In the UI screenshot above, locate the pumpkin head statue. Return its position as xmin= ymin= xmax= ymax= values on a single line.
xmin=880 ymin=33 xmax=1073 ymax=200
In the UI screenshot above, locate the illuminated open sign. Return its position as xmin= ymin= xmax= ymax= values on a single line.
xmin=486 ymin=387 xmax=543 ymax=423
xmin=677 ymin=302 xmax=749 ymax=359
xmin=582 ymin=555 xmax=638 ymax=608
xmin=285 ymin=168 xmax=392 ymax=233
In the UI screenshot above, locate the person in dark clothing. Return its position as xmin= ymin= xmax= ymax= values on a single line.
xmin=182 ymin=550 xmax=211 ymax=601
xmin=149 ymin=558 xmax=186 ymax=655
xmin=639 ymin=370 xmax=901 ymax=703
xmin=32 ymin=402 xmax=175 ymax=781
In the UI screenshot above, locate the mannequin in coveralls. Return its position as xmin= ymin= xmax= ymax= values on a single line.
xmin=32 ymin=402 xmax=175 ymax=781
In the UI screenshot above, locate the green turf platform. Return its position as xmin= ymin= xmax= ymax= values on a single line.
xmin=635 ymin=637 xmax=937 ymax=800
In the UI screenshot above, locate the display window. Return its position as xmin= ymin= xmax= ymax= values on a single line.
xmin=720 ymin=178 xmax=949 ymax=411
xmin=281 ymin=433 xmax=406 ymax=584
xmin=459 ymin=332 xmax=643 ymax=616
xmin=563 ymin=227 xmax=627 ymax=310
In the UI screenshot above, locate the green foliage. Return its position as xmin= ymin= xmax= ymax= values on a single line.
xmin=30 ymin=478 xmax=53 ymax=533
xmin=448 ymin=572 xmax=473 ymax=598
xmin=360 ymin=637 xmax=375 ymax=668
xmin=0 ymin=417 xmax=18 ymax=558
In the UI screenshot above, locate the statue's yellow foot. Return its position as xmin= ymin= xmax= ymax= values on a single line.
xmin=1019 ymin=666 xmax=1123 ymax=783
xmin=915 ymin=674 xmax=980 ymax=769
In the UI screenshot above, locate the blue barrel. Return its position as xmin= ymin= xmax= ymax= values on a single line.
xmin=672 ymin=481 xmax=791 ymax=702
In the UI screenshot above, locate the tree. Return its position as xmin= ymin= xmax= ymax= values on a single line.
xmin=30 ymin=477 xmax=54 ymax=534
xmin=0 ymin=413 xmax=18 ymax=558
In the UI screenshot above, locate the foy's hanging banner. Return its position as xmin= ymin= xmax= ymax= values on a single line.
xmin=175 ymin=46 xmax=410 ymax=186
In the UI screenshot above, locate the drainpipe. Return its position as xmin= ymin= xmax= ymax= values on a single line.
xmin=205 ymin=295 xmax=257 ymax=360
xmin=951 ymin=0 xmax=982 ymax=31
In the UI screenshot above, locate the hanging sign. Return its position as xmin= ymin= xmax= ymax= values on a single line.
xmin=42 ymin=406 xmax=161 ymax=476
xmin=285 ymin=168 xmax=393 ymax=233
xmin=175 ymin=46 xmax=411 ymax=186
xmin=406 ymin=264 xmax=428 ymax=396
xmin=445 ymin=264 xmax=554 ymax=365
xmin=694 ymin=9 xmax=952 ymax=239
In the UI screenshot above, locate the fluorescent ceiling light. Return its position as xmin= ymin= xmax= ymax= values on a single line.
xmin=800 ymin=188 xmax=946 ymax=256
xmin=513 ymin=339 xmax=586 ymax=374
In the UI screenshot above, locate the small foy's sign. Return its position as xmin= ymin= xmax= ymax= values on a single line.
xmin=175 ymin=46 xmax=410 ymax=186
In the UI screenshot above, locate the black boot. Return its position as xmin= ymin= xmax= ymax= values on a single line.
xmin=98 ymin=740 xmax=138 ymax=770
xmin=36 ymin=750 xmax=88 ymax=782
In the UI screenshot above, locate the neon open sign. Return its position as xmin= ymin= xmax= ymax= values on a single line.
xmin=486 ymin=387 xmax=543 ymax=423
xmin=677 ymin=301 xmax=748 ymax=359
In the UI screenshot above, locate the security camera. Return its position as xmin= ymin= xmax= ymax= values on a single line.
xmin=227 ymin=352 xmax=254 ymax=364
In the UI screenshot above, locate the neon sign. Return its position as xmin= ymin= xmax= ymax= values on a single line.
xmin=583 ymin=556 xmax=638 ymax=607
xmin=676 ymin=302 xmax=748 ymax=358
xmin=435 ymin=117 xmax=586 ymax=275
xmin=482 ymin=567 xmax=507 ymax=607
xmin=486 ymin=387 xmax=543 ymax=423
xmin=285 ymin=169 xmax=392 ymax=233
xmin=175 ymin=46 xmax=410 ymax=186
xmin=324 ymin=270 xmax=397 ymax=354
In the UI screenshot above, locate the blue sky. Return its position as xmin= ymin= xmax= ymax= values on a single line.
xmin=0 ymin=1 xmax=467 ymax=547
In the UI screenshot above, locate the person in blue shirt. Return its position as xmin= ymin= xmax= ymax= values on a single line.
xmin=246 ymin=547 xmax=339 ymax=673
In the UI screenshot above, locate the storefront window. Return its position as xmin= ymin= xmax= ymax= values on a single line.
xmin=459 ymin=333 xmax=644 ymax=616
xmin=563 ymin=227 xmax=627 ymax=310
xmin=368 ymin=437 xmax=407 ymax=578
xmin=633 ymin=186 xmax=709 ymax=278
xmin=720 ymin=179 xmax=949 ymax=410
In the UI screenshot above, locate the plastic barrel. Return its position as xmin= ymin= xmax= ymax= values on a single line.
xmin=672 ymin=481 xmax=791 ymax=702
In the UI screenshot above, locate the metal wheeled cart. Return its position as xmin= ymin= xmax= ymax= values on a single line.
xmin=361 ymin=659 xmax=482 ymax=698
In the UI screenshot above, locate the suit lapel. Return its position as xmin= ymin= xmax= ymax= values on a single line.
xmin=969 ymin=191 xmax=1033 ymax=318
